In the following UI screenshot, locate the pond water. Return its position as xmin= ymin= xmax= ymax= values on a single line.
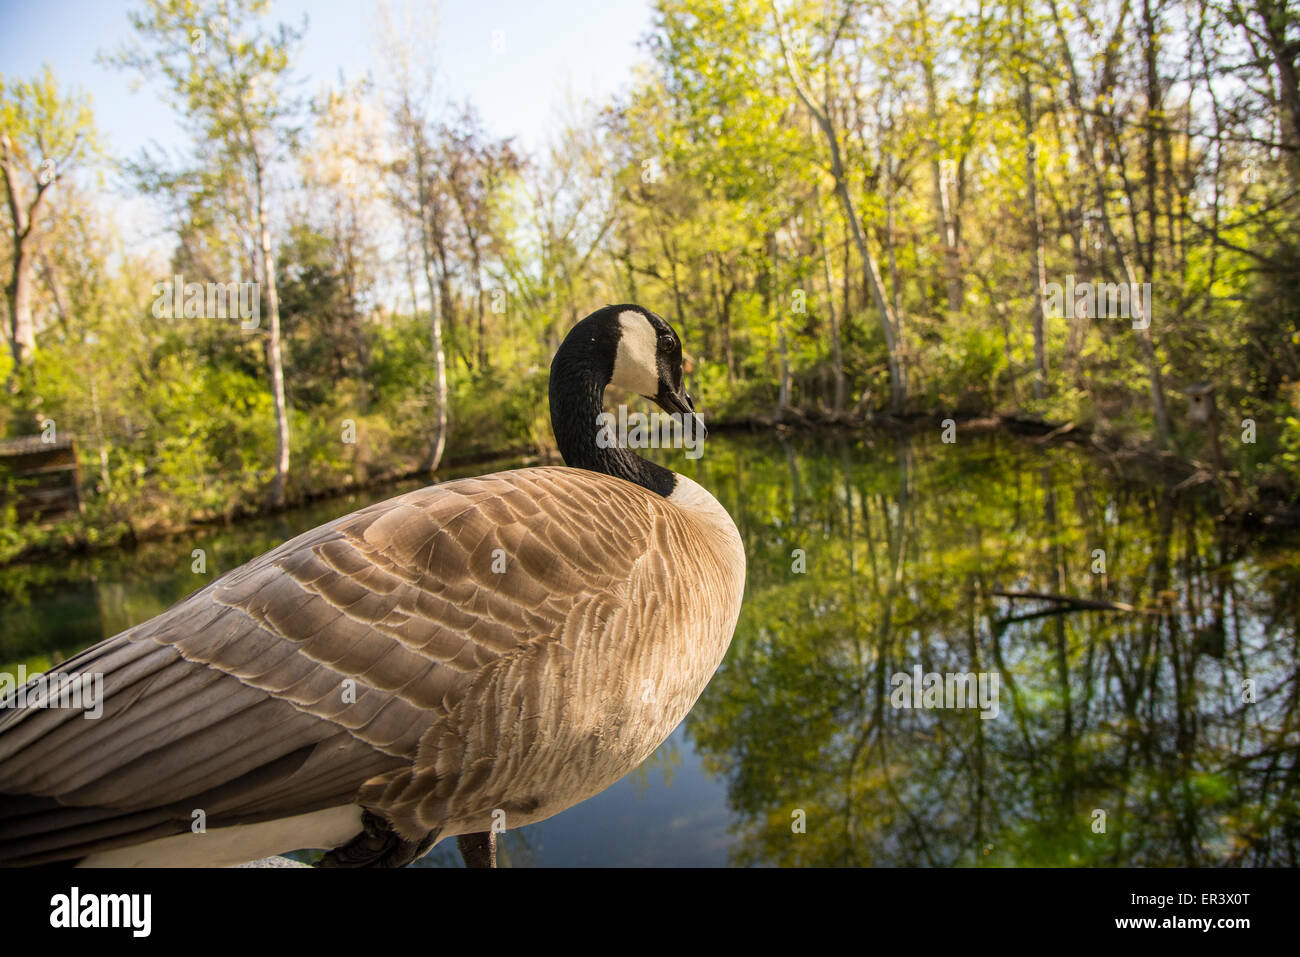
xmin=2 ymin=431 xmax=1297 ymax=866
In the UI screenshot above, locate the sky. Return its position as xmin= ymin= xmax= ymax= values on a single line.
xmin=0 ymin=0 xmax=654 ymax=167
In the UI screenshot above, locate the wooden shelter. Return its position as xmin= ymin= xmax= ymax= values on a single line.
xmin=0 ymin=434 xmax=83 ymax=523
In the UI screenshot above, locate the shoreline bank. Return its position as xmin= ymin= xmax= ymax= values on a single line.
xmin=4 ymin=411 xmax=1297 ymax=570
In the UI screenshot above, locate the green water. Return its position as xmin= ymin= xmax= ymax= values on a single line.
xmin=2 ymin=432 xmax=1298 ymax=866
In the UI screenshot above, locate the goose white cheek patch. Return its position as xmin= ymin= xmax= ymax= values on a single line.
xmin=609 ymin=310 xmax=661 ymax=398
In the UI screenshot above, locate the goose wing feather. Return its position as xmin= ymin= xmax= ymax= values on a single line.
xmin=0 ymin=467 xmax=668 ymax=865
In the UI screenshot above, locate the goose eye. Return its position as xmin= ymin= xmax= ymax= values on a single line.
xmin=660 ymin=334 xmax=676 ymax=352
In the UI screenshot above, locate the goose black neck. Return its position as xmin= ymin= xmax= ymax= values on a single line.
xmin=549 ymin=327 xmax=677 ymax=498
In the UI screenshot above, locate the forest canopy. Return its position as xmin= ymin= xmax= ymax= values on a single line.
xmin=2 ymin=0 xmax=1299 ymax=559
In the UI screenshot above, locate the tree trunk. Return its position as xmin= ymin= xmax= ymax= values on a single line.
xmin=1 ymin=137 xmax=49 ymax=388
xmin=816 ymin=188 xmax=846 ymax=413
xmin=1020 ymin=4 xmax=1049 ymax=400
xmin=418 ymin=217 xmax=448 ymax=474
xmin=919 ymin=0 xmax=962 ymax=317
xmin=90 ymin=375 xmax=110 ymax=491
xmin=432 ymin=231 xmax=469 ymax=374
xmin=472 ymin=245 xmax=488 ymax=372
xmin=885 ymin=158 xmax=902 ymax=320
xmin=256 ymin=166 xmax=291 ymax=509
xmin=408 ymin=115 xmax=450 ymax=474
xmin=842 ymin=178 xmax=908 ymax=411
xmin=710 ymin=252 xmax=738 ymax=382
xmin=1256 ymin=0 xmax=1300 ymax=186
xmin=6 ymin=246 xmax=36 ymax=375
xmin=721 ymin=282 xmax=737 ymax=383
xmin=776 ymin=321 xmax=792 ymax=416
xmin=421 ymin=251 xmax=449 ymax=474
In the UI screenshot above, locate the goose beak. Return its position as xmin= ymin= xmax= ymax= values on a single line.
xmin=653 ymin=386 xmax=708 ymax=441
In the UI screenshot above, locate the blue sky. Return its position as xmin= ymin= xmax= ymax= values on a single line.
xmin=0 ymin=0 xmax=655 ymax=161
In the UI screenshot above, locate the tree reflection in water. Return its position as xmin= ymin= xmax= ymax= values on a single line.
xmin=675 ymin=431 xmax=1300 ymax=866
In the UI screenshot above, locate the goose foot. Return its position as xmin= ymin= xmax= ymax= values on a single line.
xmin=457 ymin=831 xmax=497 ymax=868
xmin=320 ymin=809 xmax=437 ymax=867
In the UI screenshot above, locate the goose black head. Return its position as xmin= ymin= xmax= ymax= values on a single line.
xmin=549 ymin=304 xmax=705 ymax=497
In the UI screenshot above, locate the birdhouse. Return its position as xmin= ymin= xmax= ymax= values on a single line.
xmin=1182 ymin=382 xmax=1226 ymax=474
xmin=1184 ymin=382 xmax=1215 ymax=425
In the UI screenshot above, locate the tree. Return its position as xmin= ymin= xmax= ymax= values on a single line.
xmin=378 ymin=0 xmax=450 ymax=473
xmin=296 ymin=79 xmax=392 ymax=408
xmin=442 ymin=104 xmax=520 ymax=372
xmin=106 ymin=0 xmax=303 ymax=506
xmin=1014 ymin=0 xmax=1049 ymax=399
xmin=771 ymin=0 xmax=909 ymax=410
xmin=0 ymin=66 xmax=96 ymax=396
xmin=1043 ymin=0 xmax=1175 ymax=447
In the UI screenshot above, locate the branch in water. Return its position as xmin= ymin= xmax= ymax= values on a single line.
xmin=993 ymin=589 xmax=1161 ymax=615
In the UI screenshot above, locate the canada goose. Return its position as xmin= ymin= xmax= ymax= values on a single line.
xmin=0 ymin=303 xmax=745 ymax=868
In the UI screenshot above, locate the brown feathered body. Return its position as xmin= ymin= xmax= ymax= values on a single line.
xmin=0 ymin=466 xmax=745 ymax=866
